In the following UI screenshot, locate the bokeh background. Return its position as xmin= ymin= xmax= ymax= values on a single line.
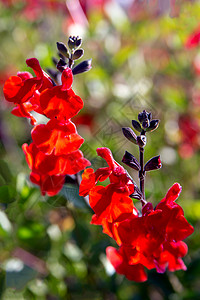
xmin=0 ymin=0 xmax=200 ymax=299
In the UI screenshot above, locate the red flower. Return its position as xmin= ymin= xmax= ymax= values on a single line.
xmin=185 ymin=25 xmax=200 ymax=48
xmin=79 ymin=147 xmax=137 ymax=238
xmin=40 ymin=68 xmax=83 ymax=120
xmin=3 ymin=58 xmax=53 ymax=104
xmin=106 ymin=183 xmax=194 ymax=280
xmin=178 ymin=115 xmax=200 ymax=158
xmin=31 ymin=119 xmax=84 ymax=155
xmin=22 ymin=142 xmax=90 ymax=176
xmin=30 ymin=172 xmax=65 ymax=196
xmin=3 ymin=58 xmax=54 ymax=125
xmin=106 ymin=246 xmax=147 ymax=282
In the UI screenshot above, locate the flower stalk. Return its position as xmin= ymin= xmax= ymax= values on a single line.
xmin=122 ymin=110 xmax=160 ymax=206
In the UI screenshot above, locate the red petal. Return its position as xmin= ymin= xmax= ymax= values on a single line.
xmin=17 ymin=71 xmax=33 ymax=81
xmin=79 ymin=168 xmax=96 ymax=197
xmin=3 ymin=75 xmax=40 ymax=104
xmin=164 ymin=183 xmax=182 ymax=204
xmin=23 ymin=143 xmax=90 ymax=176
xmin=30 ymin=172 xmax=65 ymax=196
xmin=79 ymin=167 xmax=111 ymax=197
xmin=106 ymin=246 xmax=147 ymax=282
xmin=40 ymin=86 xmax=83 ymax=120
xmin=61 ymin=68 xmax=73 ymax=90
xmin=60 ymin=150 xmax=91 ymax=175
xmin=32 ymin=119 xmax=84 ymax=155
xmin=89 ymin=184 xmax=134 ymax=223
xmin=26 ymin=58 xmax=54 ymax=91
xmin=185 ymin=28 xmax=200 ymax=49
xmin=96 ymin=147 xmax=116 ymax=170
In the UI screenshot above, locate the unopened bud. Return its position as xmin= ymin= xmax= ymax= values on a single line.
xmin=56 ymin=42 xmax=69 ymax=58
xmin=122 ymin=151 xmax=140 ymax=171
xmin=72 ymin=59 xmax=92 ymax=75
xmin=132 ymin=120 xmax=142 ymax=132
xmin=57 ymin=58 xmax=67 ymax=72
xmin=144 ymin=155 xmax=162 ymax=172
xmin=138 ymin=110 xmax=152 ymax=124
xmin=68 ymin=36 xmax=82 ymax=50
xmin=146 ymin=119 xmax=159 ymax=132
xmin=122 ymin=127 xmax=137 ymax=144
xmin=75 ymin=37 xmax=82 ymax=48
xmin=68 ymin=36 xmax=75 ymax=49
xmin=72 ymin=49 xmax=84 ymax=60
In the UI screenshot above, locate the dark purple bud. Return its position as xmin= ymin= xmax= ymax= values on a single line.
xmin=142 ymin=119 xmax=150 ymax=129
xmin=132 ymin=120 xmax=142 ymax=132
xmin=146 ymin=119 xmax=159 ymax=132
xmin=122 ymin=127 xmax=137 ymax=144
xmin=144 ymin=155 xmax=162 ymax=172
xmin=72 ymin=59 xmax=92 ymax=75
xmin=57 ymin=58 xmax=67 ymax=72
xmin=138 ymin=110 xmax=152 ymax=124
xmin=68 ymin=36 xmax=75 ymax=49
xmin=68 ymin=36 xmax=82 ymax=50
xmin=122 ymin=151 xmax=140 ymax=171
xmin=137 ymin=135 xmax=146 ymax=147
xmin=75 ymin=37 xmax=82 ymax=48
xmin=57 ymin=42 xmax=69 ymax=58
xmin=72 ymin=49 xmax=84 ymax=60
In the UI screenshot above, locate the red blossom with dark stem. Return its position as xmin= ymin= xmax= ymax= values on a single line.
xmin=80 ymin=110 xmax=194 ymax=282
xmin=3 ymin=36 xmax=92 ymax=196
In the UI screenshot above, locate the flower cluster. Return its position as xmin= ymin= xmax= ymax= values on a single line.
xmin=80 ymin=112 xmax=194 ymax=282
xmin=3 ymin=38 xmax=91 ymax=196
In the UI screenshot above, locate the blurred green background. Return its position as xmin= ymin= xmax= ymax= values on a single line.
xmin=0 ymin=0 xmax=200 ymax=299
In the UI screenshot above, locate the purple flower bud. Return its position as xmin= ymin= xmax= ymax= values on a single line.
xmin=72 ymin=49 xmax=84 ymax=60
xmin=122 ymin=151 xmax=140 ymax=171
xmin=56 ymin=42 xmax=69 ymax=58
xmin=144 ymin=155 xmax=162 ymax=172
xmin=72 ymin=59 xmax=92 ymax=75
xmin=122 ymin=127 xmax=137 ymax=144
xmin=146 ymin=120 xmax=159 ymax=132
xmin=132 ymin=120 xmax=142 ymax=132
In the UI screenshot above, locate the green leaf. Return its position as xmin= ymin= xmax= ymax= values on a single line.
xmin=0 ymin=185 xmax=16 ymax=203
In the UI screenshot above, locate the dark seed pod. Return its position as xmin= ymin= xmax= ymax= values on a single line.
xmin=75 ymin=37 xmax=82 ymax=48
xmin=72 ymin=59 xmax=92 ymax=75
xmin=146 ymin=120 xmax=159 ymax=132
xmin=132 ymin=120 xmax=142 ymax=132
xmin=56 ymin=42 xmax=69 ymax=58
xmin=57 ymin=58 xmax=67 ymax=72
xmin=144 ymin=155 xmax=162 ymax=172
xmin=68 ymin=36 xmax=75 ymax=49
xmin=122 ymin=127 xmax=137 ymax=144
xmin=138 ymin=110 xmax=152 ymax=124
xmin=122 ymin=151 xmax=140 ymax=171
xmin=72 ymin=49 xmax=84 ymax=60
